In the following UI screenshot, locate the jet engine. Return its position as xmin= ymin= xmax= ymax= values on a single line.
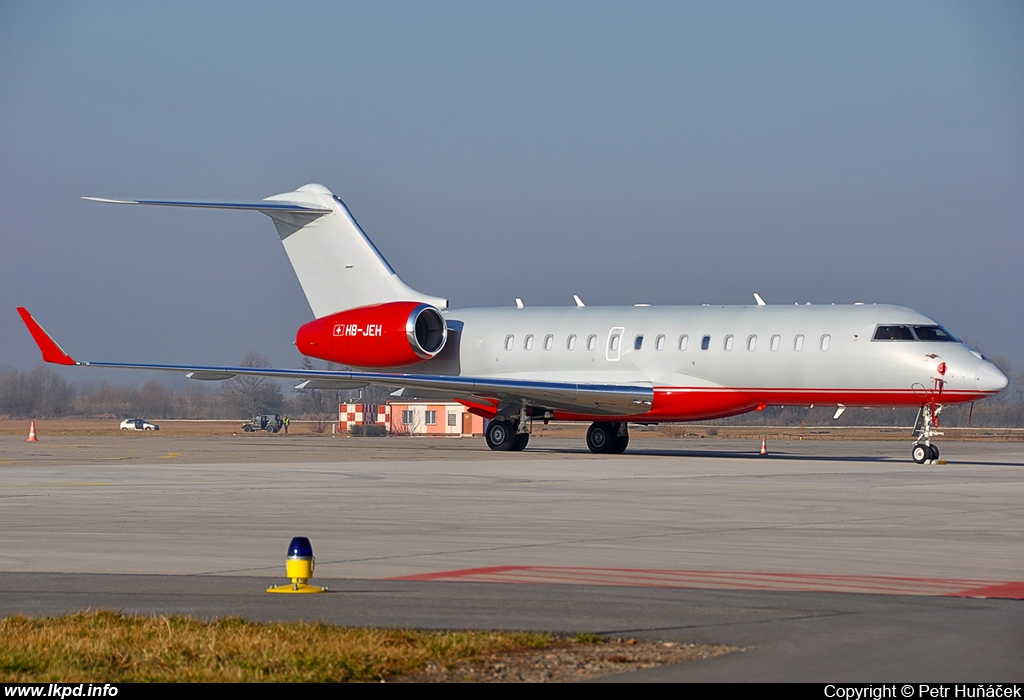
xmin=295 ymin=301 xmax=447 ymax=368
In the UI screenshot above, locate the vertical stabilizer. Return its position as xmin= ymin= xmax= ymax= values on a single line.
xmin=264 ymin=184 xmax=447 ymax=317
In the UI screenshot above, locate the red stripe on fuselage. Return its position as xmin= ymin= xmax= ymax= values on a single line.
xmin=554 ymin=387 xmax=994 ymax=423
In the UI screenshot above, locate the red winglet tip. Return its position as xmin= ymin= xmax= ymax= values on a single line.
xmin=16 ymin=307 xmax=76 ymax=365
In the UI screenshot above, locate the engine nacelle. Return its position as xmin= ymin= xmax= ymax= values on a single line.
xmin=295 ymin=301 xmax=447 ymax=369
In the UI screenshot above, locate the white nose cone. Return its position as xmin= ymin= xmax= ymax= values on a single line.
xmin=976 ymin=363 xmax=1009 ymax=393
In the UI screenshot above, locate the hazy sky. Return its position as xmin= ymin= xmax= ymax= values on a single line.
xmin=2 ymin=1 xmax=1022 ymax=383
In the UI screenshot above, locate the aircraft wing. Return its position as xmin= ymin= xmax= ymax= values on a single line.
xmin=17 ymin=308 xmax=652 ymax=417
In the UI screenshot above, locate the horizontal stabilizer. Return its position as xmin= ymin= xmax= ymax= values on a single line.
xmin=82 ymin=196 xmax=331 ymax=215
xmin=83 ymin=184 xmax=447 ymax=317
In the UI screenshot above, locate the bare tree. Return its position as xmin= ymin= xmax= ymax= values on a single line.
xmin=0 ymin=367 xmax=75 ymax=417
xmin=222 ymin=352 xmax=285 ymax=418
xmin=176 ymin=381 xmax=216 ymax=418
xmin=292 ymin=357 xmax=328 ymax=432
xmin=138 ymin=379 xmax=174 ymax=417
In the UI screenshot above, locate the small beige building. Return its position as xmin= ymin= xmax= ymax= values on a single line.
xmin=338 ymin=401 xmax=484 ymax=436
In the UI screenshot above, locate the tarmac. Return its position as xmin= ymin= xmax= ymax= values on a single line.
xmin=1 ymin=433 xmax=1022 ymax=681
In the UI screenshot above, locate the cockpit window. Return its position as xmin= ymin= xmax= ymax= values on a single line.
xmin=912 ymin=325 xmax=958 ymax=342
xmin=873 ymin=325 xmax=914 ymax=341
xmin=873 ymin=325 xmax=958 ymax=342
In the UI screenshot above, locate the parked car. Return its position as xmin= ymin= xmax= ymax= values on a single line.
xmin=120 ymin=418 xmax=159 ymax=431
xmin=242 ymin=414 xmax=283 ymax=433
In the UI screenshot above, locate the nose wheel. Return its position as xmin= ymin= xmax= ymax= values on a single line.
xmin=912 ymin=443 xmax=939 ymax=464
xmin=911 ymin=403 xmax=943 ymax=464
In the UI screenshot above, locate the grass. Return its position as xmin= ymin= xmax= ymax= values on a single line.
xmin=0 ymin=611 xmax=556 ymax=682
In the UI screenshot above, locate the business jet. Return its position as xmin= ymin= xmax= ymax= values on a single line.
xmin=18 ymin=184 xmax=1007 ymax=463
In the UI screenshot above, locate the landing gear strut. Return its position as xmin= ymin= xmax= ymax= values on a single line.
xmin=911 ymin=403 xmax=942 ymax=464
xmin=586 ymin=421 xmax=629 ymax=454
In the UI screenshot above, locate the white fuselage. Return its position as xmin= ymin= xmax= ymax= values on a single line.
xmin=432 ymin=303 xmax=1002 ymax=421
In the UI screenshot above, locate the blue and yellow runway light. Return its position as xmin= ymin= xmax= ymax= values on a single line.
xmin=266 ymin=536 xmax=327 ymax=593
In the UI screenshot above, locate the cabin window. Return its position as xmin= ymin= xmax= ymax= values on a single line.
xmin=820 ymin=334 xmax=831 ymax=351
xmin=567 ymin=334 xmax=577 ymax=350
xmin=524 ymin=334 xmax=534 ymax=350
xmin=678 ymin=334 xmax=688 ymax=351
xmin=587 ymin=334 xmax=597 ymax=351
xmin=747 ymin=335 xmax=757 ymax=351
xmin=794 ymin=334 xmax=804 ymax=351
xmin=655 ymin=334 xmax=666 ymax=351
xmin=724 ymin=335 xmax=734 ymax=351
xmin=609 ymin=334 xmax=621 ymax=352
xmin=504 ymin=334 xmax=514 ymax=351
xmin=770 ymin=334 xmax=780 ymax=351
xmin=701 ymin=335 xmax=711 ymax=351
xmin=544 ymin=334 xmax=554 ymax=350
xmin=634 ymin=334 xmax=644 ymax=350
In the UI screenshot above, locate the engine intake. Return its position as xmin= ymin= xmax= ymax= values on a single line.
xmin=296 ymin=301 xmax=447 ymax=368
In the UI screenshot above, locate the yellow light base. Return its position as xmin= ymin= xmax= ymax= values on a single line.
xmin=266 ymin=582 xmax=326 ymax=594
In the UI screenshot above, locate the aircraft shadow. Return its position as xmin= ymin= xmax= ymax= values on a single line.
xmin=527 ymin=446 xmax=1024 ymax=466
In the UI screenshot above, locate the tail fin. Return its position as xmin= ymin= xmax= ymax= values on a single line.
xmin=84 ymin=183 xmax=447 ymax=318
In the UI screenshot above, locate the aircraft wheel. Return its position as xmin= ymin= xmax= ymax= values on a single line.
xmin=609 ymin=432 xmax=629 ymax=454
xmin=929 ymin=444 xmax=940 ymax=461
xmin=912 ymin=444 xmax=929 ymax=464
xmin=486 ymin=419 xmax=514 ymax=451
xmin=586 ymin=422 xmax=616 ymax=454
xmin=510 ymin=432 xmax=530 ymax=451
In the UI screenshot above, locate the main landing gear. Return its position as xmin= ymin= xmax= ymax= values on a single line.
xmin=586 ymin=421 xmax=629 ymax=454
xmin=485 ymin=417 xmax=529 ymax=451
xmin=484 ymin=416 xmax=631 ymax=454
xmin=911 ymin=403 xmax=943 ymax=464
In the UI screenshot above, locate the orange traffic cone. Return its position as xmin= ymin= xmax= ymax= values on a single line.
xmin=27 ymin=421 xmax=38 ymax=442
xmin=759 ymin=437 xmax=767 ymax=455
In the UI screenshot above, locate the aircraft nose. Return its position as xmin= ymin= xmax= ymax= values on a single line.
xmin=976 ymin=362 xmax=1009 ymax=393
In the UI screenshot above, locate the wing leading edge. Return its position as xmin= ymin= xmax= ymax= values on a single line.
xmin=16 ymin=309 xmax=652 ymax=417
xmin=80 ymin=196 xmax=332 ymax=215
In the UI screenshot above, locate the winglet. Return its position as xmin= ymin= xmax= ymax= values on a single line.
xmin=16 ymin=308 xmax=77 ymax=365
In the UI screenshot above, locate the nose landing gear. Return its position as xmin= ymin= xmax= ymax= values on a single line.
xmin=911 ymin=402 xmax=943 ymax=464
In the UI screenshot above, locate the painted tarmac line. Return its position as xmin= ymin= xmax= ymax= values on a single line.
xmin=389 ymin=566 xmax=1024 ymax=599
